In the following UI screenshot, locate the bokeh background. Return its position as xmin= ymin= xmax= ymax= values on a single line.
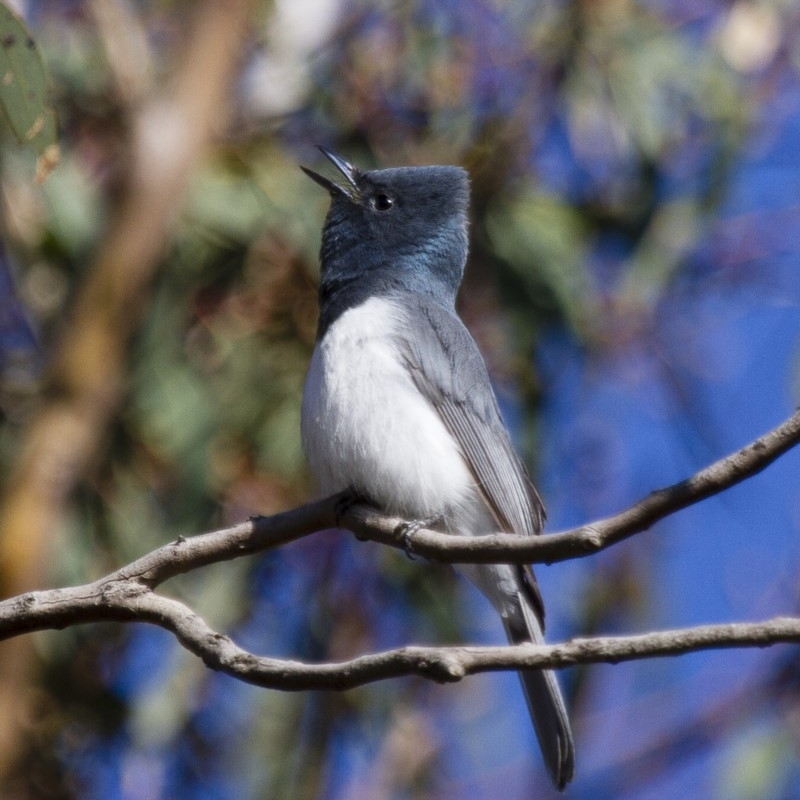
xmin=1 ymin=0 xmax=799 ymax=798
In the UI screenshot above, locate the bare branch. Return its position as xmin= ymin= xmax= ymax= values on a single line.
xmin=342 ymin=407 xmax=800 ymax=563
xmin=97 ymin=612 xmax=800 ymax=690
xmin=0 ymin=409 xmax=795 ymax=691
xmin=1 ymin=580 xmax=799 ymax=689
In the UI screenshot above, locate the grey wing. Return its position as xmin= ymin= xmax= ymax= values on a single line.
xmin=394 ymin=294 xmax=545 ymax=540
xmin=394 ymin=295 xmax=572 ymax=781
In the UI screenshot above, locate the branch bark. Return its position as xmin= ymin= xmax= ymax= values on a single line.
xmin=0 ymin=409 xmax=797 ymax=690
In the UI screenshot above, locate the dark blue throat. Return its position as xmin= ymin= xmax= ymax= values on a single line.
xmin=316 ymin=213 xmax=467 ymax=338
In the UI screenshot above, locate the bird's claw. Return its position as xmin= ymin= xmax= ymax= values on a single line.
xmin=395 ymin=520 xmax=421 ymax=559
xmin=394 ymin=515 xmax=441 ymax=560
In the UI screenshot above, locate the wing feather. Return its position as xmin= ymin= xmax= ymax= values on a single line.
xmin=394 ymin=293 xmax=545 ymax=539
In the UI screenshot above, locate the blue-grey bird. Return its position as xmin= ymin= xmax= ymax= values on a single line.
xmin=300 ymin=147 xmax=575 ymax=790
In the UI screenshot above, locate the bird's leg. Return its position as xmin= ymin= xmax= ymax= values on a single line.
xmin=334 ymin=490 xmax=363 ymax=527
xmin=395 ymin=514 xmax=443 ymax=560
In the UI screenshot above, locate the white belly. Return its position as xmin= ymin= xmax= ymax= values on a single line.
xmin=301 ymin=296 xmax=474 ymax=519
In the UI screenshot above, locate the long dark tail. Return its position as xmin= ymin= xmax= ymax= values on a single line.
xmin=504 ymin=581 xmax=575 ymax=790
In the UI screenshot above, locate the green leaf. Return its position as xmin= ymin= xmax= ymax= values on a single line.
xmin=0 ymin=3 xmax=58 ymax=179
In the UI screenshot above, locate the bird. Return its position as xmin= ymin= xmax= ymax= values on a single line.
xmin=299 ymin=146 xmax=575 ymax=790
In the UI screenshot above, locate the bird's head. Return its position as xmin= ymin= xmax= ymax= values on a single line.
xmin=302 ymin=147 xmax=470 ymax=305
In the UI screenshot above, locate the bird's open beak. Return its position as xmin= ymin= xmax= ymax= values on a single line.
xmin=300 ymin=145 xmax=360 ymax=198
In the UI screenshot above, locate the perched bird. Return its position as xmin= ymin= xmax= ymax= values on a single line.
xmin=300 ymin=147 xmax=575 ymax=790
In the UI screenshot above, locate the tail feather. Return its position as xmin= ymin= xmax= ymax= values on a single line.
xmin=505 ymin=589 xmax=575 ymax=791
xmin=457 ymin=558 xmax=575 ymax=789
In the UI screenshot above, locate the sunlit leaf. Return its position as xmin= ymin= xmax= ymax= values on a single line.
xmin=486 ymin=191 xmax=590 ymax=333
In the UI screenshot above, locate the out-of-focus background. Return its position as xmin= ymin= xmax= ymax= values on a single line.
xmin=0 ymin=0 xmax=799 ymax=798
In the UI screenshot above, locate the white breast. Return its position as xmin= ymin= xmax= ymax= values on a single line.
xmin=301 ymin=296 xmax=474 ymax=519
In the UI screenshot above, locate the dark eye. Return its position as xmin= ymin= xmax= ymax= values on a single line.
xmin=372 ymin=193 xmax=394 ymax=212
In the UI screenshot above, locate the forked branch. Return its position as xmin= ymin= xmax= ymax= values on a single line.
xmin=0 ymin=408 xmax=797 ymax=688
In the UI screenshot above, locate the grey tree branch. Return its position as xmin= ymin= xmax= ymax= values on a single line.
xmin=3 ymin=582 xmax=800 ymax=689
xmin=0 ymin=408 xmax=797 ymax=688
xmin=342 ymin=407 xmax=800 ymax=563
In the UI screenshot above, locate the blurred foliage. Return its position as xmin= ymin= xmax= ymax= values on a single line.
xmin=0 ymin=0 xmax=798 ymax=799
xmin=0 ymin=2 xmax=58 ymax=179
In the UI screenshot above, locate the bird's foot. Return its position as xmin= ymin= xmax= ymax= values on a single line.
xmin=394 ymin=514 xmax=442 ymax=560
xmin=334 ymin=491 xmax=361 ymax=527
xmin=336 ymin=491 xmax=380 ymax=541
